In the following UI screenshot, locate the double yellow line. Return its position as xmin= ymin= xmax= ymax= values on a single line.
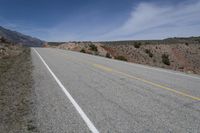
xmin=62 ymin=52 xmax=200 ymax=101
xmin=93 ymin=63 xmax=200 ymax=101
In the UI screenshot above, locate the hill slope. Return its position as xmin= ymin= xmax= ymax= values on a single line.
xmin=0 ymin=26 xmax=44 ymax=47
xmin=45 ymin=37 xmax=200 ymax=74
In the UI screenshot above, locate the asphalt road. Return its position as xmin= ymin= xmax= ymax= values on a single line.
xmin=32 ymin=47 xmax=200 ymax=133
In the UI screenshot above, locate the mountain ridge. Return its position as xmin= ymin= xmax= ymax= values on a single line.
xmin=0 ymin=26 xmax=44 ymax=47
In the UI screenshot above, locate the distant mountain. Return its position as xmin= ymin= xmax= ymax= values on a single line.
xmin=0 ymin=26 xmax=44 ymax=46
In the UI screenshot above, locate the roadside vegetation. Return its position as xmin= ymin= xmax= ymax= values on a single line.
xmin=106 ymin=53 xmax=111 ymax=58
xmin=89 ymin=44 xmax=98 ymax=52
xmin=80 ymin=48 xmax=86 ymax=53
xmin=115 ymin=56 xmax=127 ymax=61
xmin=145 ymin=49 xmax=153 ymax=58
xmin=134 ymin=42 xmax=141 ymax=48
xmin=162 ymin=54 xmax=170 ymax=65
xmin=0 ymin=37 xmax=37 ymax=132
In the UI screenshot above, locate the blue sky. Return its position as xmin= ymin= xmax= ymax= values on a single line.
xmin=0 ymin=0 xmax=200 ymax=41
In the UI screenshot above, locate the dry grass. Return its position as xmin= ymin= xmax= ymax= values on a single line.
xmin=0 ymin=47 xmax=37 ymax=132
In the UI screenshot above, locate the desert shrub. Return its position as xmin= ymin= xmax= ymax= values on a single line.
xmin=145 ymin=49 xmax=153 ymax=58
xmin=89 ymin=44 xmax=98 ymax=51
xmin=162 ymin=54 xmax=170 ymax=65
xmin=145 ymin=42 xmax=150 ymax=44
xmin=0 ymin=37 xmax=7 ymax=43
xmin=134 ymin=42 xmax=141 ymax=48
xmin=80 ymin=49 xmax=85 ymax=53
xmin=185 ymin=42 xmax=189 ymax=46
xmin=145 ymin=49 xmax=150 ymax=54
xmin=149 ymin=52 xmax=153 ymax=58
xmin=106 ymin=53 xmax=111 ymax=58
xmin=115 ymin=56 xmax=127 ymax=61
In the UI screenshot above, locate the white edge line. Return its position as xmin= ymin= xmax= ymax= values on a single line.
xmin=33 ymin=48 xmax=99 ymax=133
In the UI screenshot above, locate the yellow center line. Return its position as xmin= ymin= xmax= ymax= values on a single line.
xmin=92 ymin=64 xmax=200 ymax=101
xmin=93 ymin=64 xmax=113 ymax=72
xmin=60 ymin=52 xmax=200 ymax=101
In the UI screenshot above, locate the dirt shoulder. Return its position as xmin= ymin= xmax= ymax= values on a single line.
xmin=0 ymin=47 xmax=37 ymax=132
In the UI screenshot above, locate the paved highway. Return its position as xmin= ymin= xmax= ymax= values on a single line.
xmin=32 ymin=47 xmax=200 ymax=133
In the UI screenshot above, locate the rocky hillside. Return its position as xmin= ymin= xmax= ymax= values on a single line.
xmin=102 ymin=39 xmax=200 ymax=74
xmin=0 ymin=26 xmax=44 ymax=47
xmin=45 ymin=37 xmax=200 ymax=74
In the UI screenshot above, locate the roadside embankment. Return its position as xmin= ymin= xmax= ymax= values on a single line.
xmin=0 ymin=46 xmax=37 ymax=132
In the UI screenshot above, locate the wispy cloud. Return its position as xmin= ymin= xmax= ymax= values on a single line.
xmin=1 ymin=0 xmax=200 ymax=41
xmin=100 ymin=0 xmax=200 ymax=40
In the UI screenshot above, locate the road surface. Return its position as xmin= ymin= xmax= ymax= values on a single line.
xmin=32 ymin=47 xmax=200 ymax=133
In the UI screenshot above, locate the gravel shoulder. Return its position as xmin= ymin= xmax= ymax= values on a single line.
xmin=0 ymin=47 xmax=38 ymax=132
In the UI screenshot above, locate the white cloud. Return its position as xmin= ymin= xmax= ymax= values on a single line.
xmin=1 ymin=0 xmax=200 ymax=41
xmin=100 ymin=0 xmax=200 ymax=40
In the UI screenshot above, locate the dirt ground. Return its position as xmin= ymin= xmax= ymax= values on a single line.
xmin=0 ymin=47 xmax=38 ymax=133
